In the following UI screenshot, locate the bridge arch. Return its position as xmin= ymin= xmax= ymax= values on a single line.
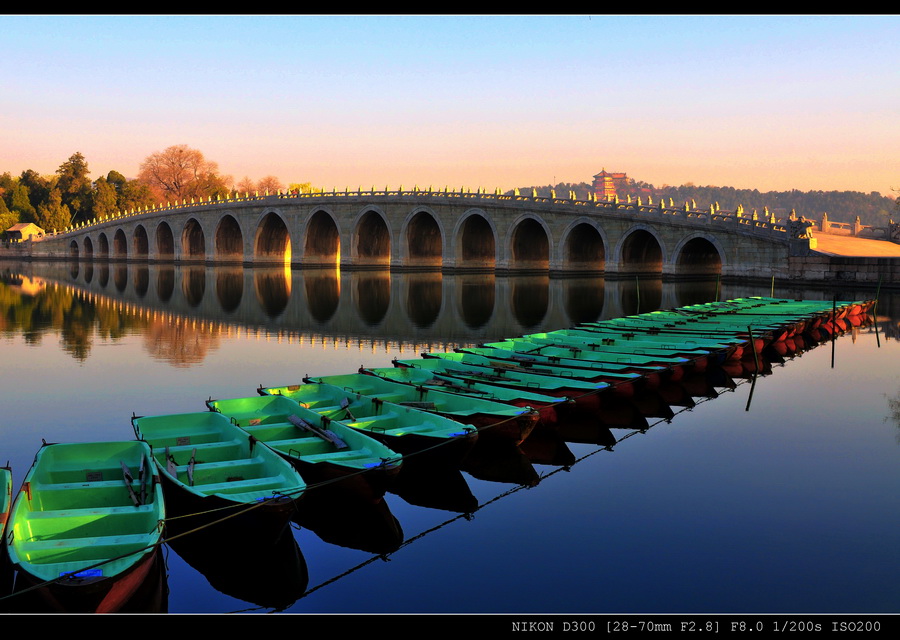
xmin=133 ymin=225 xmax=149 ymax=260
xmin=155 ymin=222 xmax=175 ymax=260
xmin=671 ymin=234 xmax=724 ymax=277
xmin=303 ymin=208 xmax=341 ymax=266
xmin=182 ymin=218 xmax=206 ymax=261
xmin=254 ymin=210 xmax=292 ymax=264
xmin=453 ymin=209 xmax=497 ymax=269
xmin=69 ymin=239 xmax=79 ymax=260
xmin=560 ymin=219 xmax=607 ymax=272
xmin=508 ymin=214 xmax=551 ymax=271
xmin=83 ymin=236 xmax=93 ymax=260
xmin=215 ymin=213 xmax=245 ymax=263
xmin=615 ymin=225 xmax=666 ymax=275
xmin=353 ymin=207 xmax=392 ymax=267
xmin=401 ymin=207 xmax=444 ymax=269
xmin=113 ymin=228 xmax=128 ymax=260
xmin=97 ymin=232 xmax=110 ymax=261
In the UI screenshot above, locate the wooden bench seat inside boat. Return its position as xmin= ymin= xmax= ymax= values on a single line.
xmin=15 ymin=532 xmax=158 ymax=564
xmin=162 ymin=440 xmax=245 ymax=463
xmin=184 ymin=475 xmax=292 ymax=496
xmin=30 ymin=483 xmax=146 ymax=510
xmin=16 ymin=505 xmax=160 ymax=540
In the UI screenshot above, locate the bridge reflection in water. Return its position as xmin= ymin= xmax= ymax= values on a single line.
xmin=9 ymin=262 xmax=733 ymax=361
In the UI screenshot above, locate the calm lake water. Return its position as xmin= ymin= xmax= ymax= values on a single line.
xmin=1 ymin=261 xmax=898 ymax=614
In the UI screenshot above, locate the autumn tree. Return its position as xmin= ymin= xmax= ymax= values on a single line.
xmin=236 ymin=176 xmax=256 ymax=194
xmin=235 ymin=175 xmax=284 ymax=194
xmin=137 ymin=145 xmax=232 ymax=203
xmin=288 ymin=182 xmax=321 ymax=194
xmin=256 ymin=175 xmax=284 ymax=194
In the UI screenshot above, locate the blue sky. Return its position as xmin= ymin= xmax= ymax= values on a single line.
xmin=2 ymin=15 xmax=897 ymax=195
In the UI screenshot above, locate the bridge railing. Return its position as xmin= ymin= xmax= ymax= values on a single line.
xmin=45 ymin=187 xmax=796 ymax=243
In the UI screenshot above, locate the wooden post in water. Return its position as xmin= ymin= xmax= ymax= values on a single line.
xmin=745 ymin=370 xmax=758 ymax=412
xmin=715 ymin=274 xmax=720 ymax=302
xmin=770 ymin=275 xmax=775 ymax=298
xmin=831 ymin=294 xmax=837 ymax=369
xmin=745 ymin=324 xmax=760 ymax=411
xmin=748 ymin=325 xmax=760 ymax=373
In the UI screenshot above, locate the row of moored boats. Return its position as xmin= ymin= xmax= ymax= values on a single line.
xmin=0 ymin=296 xmax=874 ymax=611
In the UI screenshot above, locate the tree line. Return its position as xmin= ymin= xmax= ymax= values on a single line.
xmin=4 ymin=150 xmax=895 ymax=234
xmin=508 ymin=180 xmax=899 ymax=228
xmin=0 ymin=145 xmax=308 ymax=234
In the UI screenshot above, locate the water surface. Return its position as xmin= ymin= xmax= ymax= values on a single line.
xmin=1 ymin=262 xmax=897 ymax=613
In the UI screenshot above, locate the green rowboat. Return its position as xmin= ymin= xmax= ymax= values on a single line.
xmin=201 ymin=395 xmax=402 ymax=501
xmin=132 ymin=411 xmax=305 ymax=539
xmin=257 ymin=382 xmax=479 ymax=463
xmin=306 ymin=373 xmax=543 ymax=445
xmin=360 ymin=365 xmax=570 ymax=425
xmin=5 ymin=441 xmax=165 ymax=612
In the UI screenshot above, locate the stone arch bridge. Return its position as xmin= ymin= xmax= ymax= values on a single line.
xmin=31 ymin=188 xmax=816 ymax=277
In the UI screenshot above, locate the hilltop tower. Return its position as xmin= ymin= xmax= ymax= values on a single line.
xmin=592 ymin=169 xmax=629 ymax=201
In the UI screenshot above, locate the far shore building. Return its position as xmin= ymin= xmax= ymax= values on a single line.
xmin=591 ymin=169 xmax=629 ymax=201
xmin=4 ymin=222 xmax=44 ymax=242
xmin=591 ymin=169 xmax=654 ymax=202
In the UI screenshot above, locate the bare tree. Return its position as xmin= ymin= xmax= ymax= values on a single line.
xmin=138 ymin=145 xmax=232 ymax=203
xmin=255 ymin=175 xmax=284 ymax=194
xmin=236 ymin=176 xmax=256 ymax=194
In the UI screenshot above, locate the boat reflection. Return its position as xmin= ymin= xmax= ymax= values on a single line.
xmin=294 ymin=484 xmax=404 ymax=555
xmin=166 ymin=524 xmax=307 ymax=611
xmin=389 ymin=457 xmax=478 ymax=514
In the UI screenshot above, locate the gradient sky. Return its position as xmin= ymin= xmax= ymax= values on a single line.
xmin=2 ymin=15 xmax=897 ymax=196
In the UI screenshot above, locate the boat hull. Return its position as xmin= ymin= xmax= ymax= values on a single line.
xmin=11 ymin=545 xmax=161 ymax=613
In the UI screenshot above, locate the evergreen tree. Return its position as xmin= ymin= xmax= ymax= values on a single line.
xmin=0 ymin=197 xmax=19 ymax=233
xmin=8 ymin=182 xmax=37 ymax=223
xmin=19 ymin=169 xmax=51 ymax=213
xmin=56 ymin=152 xmax=92 ymax=223
xmin=36 ymin=188 xmax=70 ymax=232
xmin=91 ymin=176 xmax=119 ymax=219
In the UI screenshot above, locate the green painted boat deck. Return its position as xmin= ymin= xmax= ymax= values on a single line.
xmin=133 ymin=411 xmax=307 ymax=501
xmin=204 ymin=395 xmax=400 ymax=471
xmin=6 ymin=441 xmax=165 ymax=583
